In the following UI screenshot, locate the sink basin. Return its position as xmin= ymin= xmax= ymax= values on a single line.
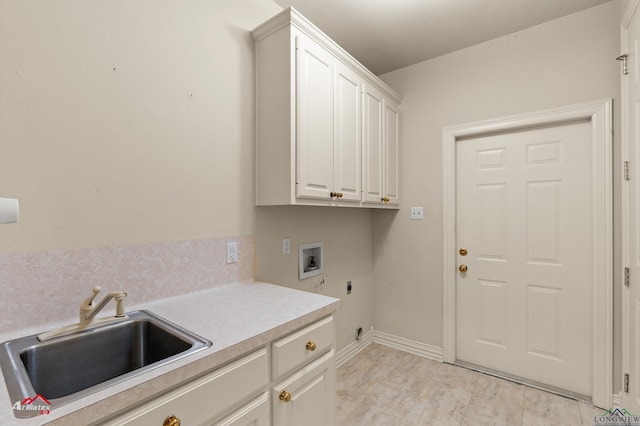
xmin=0 ymin=310 xmax=211 ymax=418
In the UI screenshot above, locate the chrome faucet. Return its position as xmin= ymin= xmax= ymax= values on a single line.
xmin=80 ymin=286 xmax=127 ymax=325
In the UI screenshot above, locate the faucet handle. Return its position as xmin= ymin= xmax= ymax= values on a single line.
xmin=82 ymin=286 xmax=102 ymax=308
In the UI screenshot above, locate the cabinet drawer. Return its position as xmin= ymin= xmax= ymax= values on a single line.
xmin=272 ymin=316 xmax=334 ymax=380
xmin=101 ymin=348 xmax=268 ymax=426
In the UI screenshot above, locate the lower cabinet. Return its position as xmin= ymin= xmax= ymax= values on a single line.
xmin=99 ymin=349 xmax=268 ymax=426
xmin=272 ymin=351 xmax=336 ymax=426
xmin=271 ymin=315 xmax=336 ymax=426
xmin=98 ymin=316 xmax=336 ymax=426
xmin=215 ymin=392 xmax=269 ymax=426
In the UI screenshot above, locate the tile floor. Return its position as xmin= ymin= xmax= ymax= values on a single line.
xmin=337 ymin=343 xmax=604 ymax=425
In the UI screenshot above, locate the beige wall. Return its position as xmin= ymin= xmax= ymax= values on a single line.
xmin=376 ymin=1 xmax=622 ymax=389
xmin=255 ymin=206 xmax=375 ymax=352
xmin=0 ymin=0 xmax=374 ymax=355
xmin=0 ymin=0 xmax=624 ymax=384
xmin=0 ymin=0 xmax=281 ymax=254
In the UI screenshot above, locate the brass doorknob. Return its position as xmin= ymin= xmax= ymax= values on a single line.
xmin=459 ymin=264 xmax=468 ymax=272
xmin=459 ymin=248 xmax=468 ymax=256
xmin=279 ymin=390 xmax=291 ymax=402
xmin=163 ymin=415 xmax=181 ymax=426
xmin=306 ymin=341 xmax=317 ymax=351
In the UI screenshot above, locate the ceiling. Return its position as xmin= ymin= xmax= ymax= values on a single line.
xmin=272 ymin=0 xmax=612 ymax=75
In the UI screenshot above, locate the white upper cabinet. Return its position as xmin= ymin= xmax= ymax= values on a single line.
xmin=383 ymin=99 xmax=400 ymax=205
xmin=362 ymin=84 xmax=400 ymax=206
xmin=362 ymin=84 xmax=384 ymax=204
xmin=295 ymin=34 xmax=335 ymax=201
xmin=252 ymin=7 xmax=401 ymax=208
xmin=333 ymin=61 xmax=362 ymax=203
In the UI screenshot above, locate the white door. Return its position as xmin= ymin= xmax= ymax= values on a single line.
xmin=623 ymin=3 xmax=640 ymax=415
xmin=295 ymin=34 xmax=334 ymax=201
xmin=333 ymin=61 xmax=361 ymax=203
xmin=456 ymin=121 xmax=593 ymax=396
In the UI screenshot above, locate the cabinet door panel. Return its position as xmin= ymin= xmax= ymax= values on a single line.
xmin=362 ymin=85 xmax=384 ymax=203
xmin=100 ymin=349 xmax=268 ymax=426
xmin=214 ymin=393 xmax=269 ymax=426
xmin=333 ymin=62 xmax=361 ymax=202
xmin=272 ymin=351 xmax=336 ymax=426
xmin=296 ymin=35 xmax=334 ymax=201
xmin=384 ymin=99 xmax=400 ymax=204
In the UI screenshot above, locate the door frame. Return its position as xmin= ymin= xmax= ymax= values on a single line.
xmin=621 ymin=0 xmax=639 ymax=412
xmin=442 ymin=99 xmax=613 ymax=408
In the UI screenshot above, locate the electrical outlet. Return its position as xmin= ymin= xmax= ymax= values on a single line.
xmin=283 ymin=238 xmax=290 ymax=256
xmin=410 ymin=207 xmax=424 ymax=220
xmin=226 ymin=242 xmax=238 ymax=264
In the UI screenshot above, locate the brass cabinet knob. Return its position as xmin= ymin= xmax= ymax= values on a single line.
xmin=381 ymin=197 xmax=390 ymax=203
xmin=459 ymin=264 xmax=468 ymax=272
xmin=330 ymin=192 xmax=337 ymax=198
xmin=306 ymin=341 xmax=317 ymax=351
xmin=337 ymin=192 xmax=344 ymax=198
xmin=459 ymin=248 xmax=468 ymax=256
xmin=279 ymin=390 xmax=291 ymax=402
xmin=163 ymin=415 xmax=181 ymax=426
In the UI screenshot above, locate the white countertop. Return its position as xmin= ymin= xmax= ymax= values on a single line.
xmin=0 ymin=281 xmax=340 ymax=425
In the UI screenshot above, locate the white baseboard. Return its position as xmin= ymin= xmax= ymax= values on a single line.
xmin=372 ymin=330 xmax=444 ymax=361
xmin=335 ymin=329 xmax=374 ymax=368
xmin=336 ymin=328 xmax=443 ymax=367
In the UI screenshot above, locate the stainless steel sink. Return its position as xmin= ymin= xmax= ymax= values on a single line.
xmin=0 ymin=310 xmax=211 ymax=418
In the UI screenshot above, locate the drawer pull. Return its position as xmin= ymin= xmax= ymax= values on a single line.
xmin=279 ymin=390 xmax=292 ymax=402
xmin=305 ymin=341 xmax=317 ymax=351
xmin=163 ymin=415 xmax=181 ymax=426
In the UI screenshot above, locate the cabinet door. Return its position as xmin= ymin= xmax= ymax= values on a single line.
xmin=361 ymin=84 xmax=384 ymax=204
xmin=272 ymin=351 xmax=336 ymax=426
xmin=99 ymin=349 xmax=268 ymax=426
xmin=383 ymin=99 xmax=400 ymax=204
xmin=333 ymin=61 xmax=361 ymax=203
xmin=295 ymin=34 xmax=334 ymax=201
xmin=214 ymin=393 xmax=269 ymax=426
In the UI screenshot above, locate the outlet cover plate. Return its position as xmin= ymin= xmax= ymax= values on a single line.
xmin=226 ymin=241 xmax=238 ymax=264
xmin=410 ymin=207 xmax=424 ymax=220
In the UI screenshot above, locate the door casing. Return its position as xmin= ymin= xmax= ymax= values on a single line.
xmin=621 ymin=0 xmax=640 ymax=413
xmin=442 ymin=99 xmax=613 ymax=408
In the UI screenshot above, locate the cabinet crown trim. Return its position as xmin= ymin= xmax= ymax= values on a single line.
xmin=251 ymin=7 xmax=402 ymax=105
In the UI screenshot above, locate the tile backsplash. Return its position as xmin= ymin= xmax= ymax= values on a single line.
xmin=0 ymin=235 xmax=254 ymax=335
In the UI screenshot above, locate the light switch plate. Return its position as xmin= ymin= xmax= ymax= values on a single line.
xmin=410 ymin=207 xmax=424 ymax=220
xmin=283 ymin=238 xmax=291 ymax=256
